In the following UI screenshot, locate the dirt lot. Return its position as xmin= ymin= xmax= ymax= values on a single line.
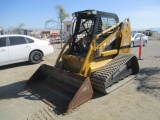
xmin=0 ymin=37 xmax=160 ymax=120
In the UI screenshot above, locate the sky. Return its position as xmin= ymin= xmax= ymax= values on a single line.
xmin=0 ymin=0 xmax=160 ymax=30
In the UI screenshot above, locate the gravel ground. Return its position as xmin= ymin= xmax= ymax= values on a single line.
xmin=0 ymin=37 xmax=160 ymax=120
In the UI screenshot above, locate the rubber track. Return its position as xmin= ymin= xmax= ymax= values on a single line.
xmin=91 ymin=53 xmax=135 ymax=94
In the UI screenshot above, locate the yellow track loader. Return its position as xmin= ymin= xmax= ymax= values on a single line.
xmin=26 ymin=10 xmax=139 ymax=113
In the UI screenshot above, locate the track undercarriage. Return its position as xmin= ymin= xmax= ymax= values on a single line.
xmin=91 ymin=54 xmax=139 ymax=94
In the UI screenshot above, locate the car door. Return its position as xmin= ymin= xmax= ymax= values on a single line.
xmin=141 ymin=34 xmax=147 ymax=42
xmin=8 ymin=36 xmax=31 ymax=62
xmin=139 ymin=34 xmax=144 ymax=44
xmin=134 ymin=34 xmax=140 ymax=46
xmin=0 ymin=37 xmax=9 ymax=65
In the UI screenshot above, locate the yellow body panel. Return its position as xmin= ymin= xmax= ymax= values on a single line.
xmin=119 ymin=21 xmax=131 ymax=54
xmin=102 ymin=50 xmax=118 ymax=57
xmin=90 ymin=58 xmax=112 ymax=72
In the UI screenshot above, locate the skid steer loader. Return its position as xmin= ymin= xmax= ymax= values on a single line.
xmin=26 ymin=10 xmax=139 ymax=113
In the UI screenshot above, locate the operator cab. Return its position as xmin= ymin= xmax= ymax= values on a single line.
xmin=71 ymin=10 xmax=119 ymax=56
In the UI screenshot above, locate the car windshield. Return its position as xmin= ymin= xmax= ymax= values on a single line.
xmin=132 ymin=33 xmax=135 ymax=37
xmin=132 ymin=33 xmax=136 ymax=38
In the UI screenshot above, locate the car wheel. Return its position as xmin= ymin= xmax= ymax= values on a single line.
xmin=143 ymin=40 xmax=147 ymax=46
xmin=131 ymin=42 xmax=134 ymax=47
xmin=29 ymin=51 xmax=43 ymax=64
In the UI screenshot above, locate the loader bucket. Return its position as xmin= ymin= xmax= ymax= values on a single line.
xmin=26 ymin=64 xmax=93 ymax=113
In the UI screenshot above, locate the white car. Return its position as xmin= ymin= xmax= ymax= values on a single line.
xmin=131 ymin=33 xmax=148 ymax=47
xmin=0 ymin=34 xmax=54 ymax=66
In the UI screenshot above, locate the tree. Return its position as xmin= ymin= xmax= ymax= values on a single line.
xmin=45 ymin=5 xmax=69 ymax=48
xmin=13 ymin=23 xmax=26 ymax=34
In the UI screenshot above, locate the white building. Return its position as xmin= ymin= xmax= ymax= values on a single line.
xmin=63 ymin=21 xmax=72 ymax=42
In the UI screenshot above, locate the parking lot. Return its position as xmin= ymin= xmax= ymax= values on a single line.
xmin=0 ymin=37 xmax=160 ymax=120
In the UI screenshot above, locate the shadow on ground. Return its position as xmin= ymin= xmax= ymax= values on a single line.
xmin=0 ymin=80 xmax=38 ymax=101
xmin=0 ymin=62 xmax=31 ymax=70
xmin=135 ymin=67 xmax=160 ymax=100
